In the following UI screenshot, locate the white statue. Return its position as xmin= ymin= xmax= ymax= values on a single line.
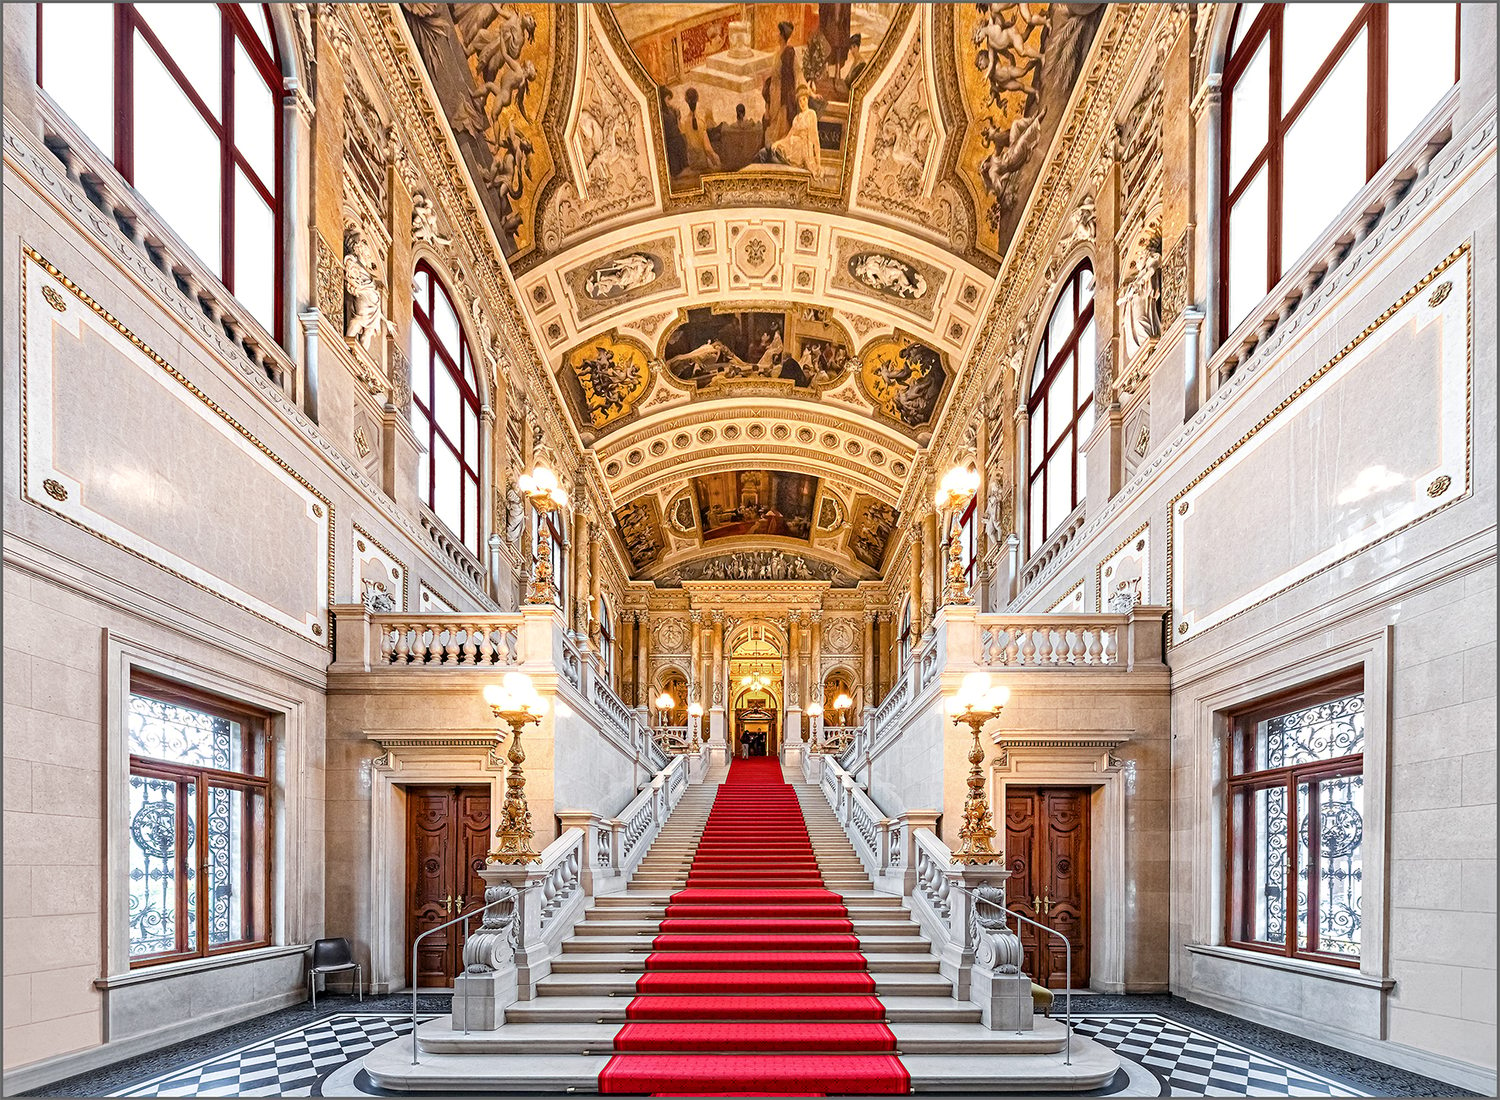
xmin=343 ymin=224 xmax=385 ymax=352
xmin=504 ymin=483 xmax=524 ymax=543
xmin=410 ymin=191 xmax=451 ymax=246
xmin=1064 ymin=192 xmax=1097 ymax=247
xmin=1117 ymin=237 xmax=1162 ymax=365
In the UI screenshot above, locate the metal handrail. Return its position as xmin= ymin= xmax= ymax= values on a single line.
xmin=948 ymin=881 xmax=1074 ymax=1065
xmin=409 ymin=881 xmax=542 ymax=1064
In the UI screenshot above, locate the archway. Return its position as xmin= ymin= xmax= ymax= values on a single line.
xmin=728 ymin=627 xmax=782 ymax=757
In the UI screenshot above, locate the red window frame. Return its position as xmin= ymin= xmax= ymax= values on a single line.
xmin=1224 ymin=671 xmax=1365 ymax=967
xmin=411 ymin=261 xmax=483 ymax=558
xmin=127 ymin=673 xmax=273 ymax=967
xmin=1026 ymin=261 xmax=1095 ymax=556
xmin=35 ymin=4 xmax=285 ymax=344
xmin=1218 ymin=3 xmax=1461 ymax=340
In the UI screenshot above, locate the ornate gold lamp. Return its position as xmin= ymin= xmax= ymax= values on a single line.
xmin=519 ymin=463 xmax=569 ymax=605
xmin=483 ymin=672 xmax=547 ymax=864
xmin=934 ymin=465 xmax=981 ymax=607
xmin=806 ymin=700 xmax=824 ymax=751
xmin=655 ymin=691 xmax=675 ymax=728
xmin=688 ymin=701 xmax=705 ymax=745
xmin=949 ymin=671 xmax=1009 ymax=864
xmin=832 ymin=691 xmax=853 ymax=727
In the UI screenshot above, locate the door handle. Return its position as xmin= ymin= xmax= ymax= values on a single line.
xmin=1043 ymin=894 xmax=1051 ymax=915
xmin=456 ymin=894 xmax=465 ymax=914
xmin=441 ymin=894 xmax=454 ymax=913
xmin=1033 ymin=895 xmax=1041 ymax=910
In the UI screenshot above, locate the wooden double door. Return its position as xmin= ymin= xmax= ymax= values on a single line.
xmin=406 ymin=786 xmax=490 ymax=988
xmin=1004 ymin=787 xmax=1091 ymax=988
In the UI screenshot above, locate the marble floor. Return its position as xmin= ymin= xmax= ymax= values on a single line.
xmin=24 ymin=994 xmax=1474 ymax=1098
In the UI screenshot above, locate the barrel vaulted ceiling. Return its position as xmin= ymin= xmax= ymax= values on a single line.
xmin=402 ymin=2 xmax=1105 ymax=584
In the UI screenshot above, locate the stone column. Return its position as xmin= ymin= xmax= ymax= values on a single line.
xmin=786 ymin=609 xmax=803 ymax=743
xmin=588 ymin=528 xmax=603 ymax=653
xmin=709 ymin=610 xmax=727 ymax=756
xmin=809 ymin=608 xmax=824 ymax=706
xmin=862 ymin=610 xmax=876 ymax=721
xmin=1011 ymin=406 xmax=1030 ymax=579
xmin=908 ymin=531 xmax=924 ymax=642
xmin=924 ymin=507 xmax=941 ymax=636
xmin=634 ymin=611 xmax=650 ymax=720
xmin=1086 ymin=147 xmax=1125 ymax=514
xmin=689 ymin=610 xmax=703 ymax=708
xmin=569 ymin=505 xmax=587 ymax=638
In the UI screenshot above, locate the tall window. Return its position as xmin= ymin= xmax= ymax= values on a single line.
xmin=128 ymin=675 xmax=272 ymax=965
xmin=36 ymin=4 xmax=284 ymax=339
xmin=1226 ymin=674 xmax=1365 ymax=965
xmin=1027 ymin=262 xmax=1096 ymax=556
xmin=959 ymin=491 xmax=978 ymax=592
xmin=1221 ymin=4 xmax=1461 ymax=335
xmin=411 ymin=263 xmax=482 ymax=557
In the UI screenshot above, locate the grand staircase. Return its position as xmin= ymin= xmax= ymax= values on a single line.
xmin=361 ymin=759 xmax=1121 ymax=1093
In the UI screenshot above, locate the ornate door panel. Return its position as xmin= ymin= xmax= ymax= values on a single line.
xmin=1004 ymin=787 xmax=1091 ymax=989
xmin=1004 ymin=792 xmax=1044 ymax=981
xmin=406 ymin=786 xmax=491 ymax=988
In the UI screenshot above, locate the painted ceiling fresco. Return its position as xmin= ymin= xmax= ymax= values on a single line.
xmin=403 ymin=3 xmax=563 ymax=258
xmin=606 ymin=3 xmax=902 ymax=196
xmin=609 ymin=471 xmax=903 ymax=584
xmin=947 ymin=3 xmax=1105 ymax=259
xmin=399 ymin=3 xmax=1114 ymax=583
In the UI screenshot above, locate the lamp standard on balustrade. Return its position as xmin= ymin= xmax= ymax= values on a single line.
xmin=483 ymin=673 xmax=547 ymax=864
xmin=934 ymin=465 xmax=980 ymax=606
xmin=687 ymin=701 xmax=705 ymax=745
xmin=833 ymin=691 xmax=853 ymax=728
xmin=949 ymin=671 xmax=1010 ymax=864
xmin=519 ymin=463 xmax=569 ymax=605
xmin=806 ymin=700 xmax=824 ymax=751
xmin=655 ymin=692 xmax=675 ymax=730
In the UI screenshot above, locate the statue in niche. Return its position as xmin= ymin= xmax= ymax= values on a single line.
xmin=1117 ymin=228 xmax=1162 ymax=364
xmin=410 ymin=191 xmax=451 ymax=246
xmin=343 ymin=224 xmax=385 ymax=353
xmin=504 ymin=480 xmax=525 ymax=544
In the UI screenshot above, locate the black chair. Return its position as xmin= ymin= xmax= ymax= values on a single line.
xmin=307 ymin=937 xmax=362 ymax=1008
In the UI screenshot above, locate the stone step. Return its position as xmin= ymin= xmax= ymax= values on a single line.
xmin=571 ymin=919 xmax=921 ymax=937
xmin=559 ymin=935 xmax=933 ymax=955
xmin=501 ymin=994 xmax=983 ymax=1025
xmin=411 ymin=1017 xmax=1070 ymax=1056
xmin=547 ymin=952 xmax=941 ymax=974
xmin=360 ymin=1032 xmax=1121 ymax=1093
xmin=535 ymin=970 xmax=954 ymax=997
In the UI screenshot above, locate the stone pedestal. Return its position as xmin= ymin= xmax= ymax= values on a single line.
xmin=450 ymin=966 xmax=518 ymax=1031
xmin=972 ymin=969 xmax=1035 ymax=1032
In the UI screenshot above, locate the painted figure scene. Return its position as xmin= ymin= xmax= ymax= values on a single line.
xmin=610 ymin=2 xmax=896 ymax=191
xmin=663 ymin=305 xmax=856 ymax=388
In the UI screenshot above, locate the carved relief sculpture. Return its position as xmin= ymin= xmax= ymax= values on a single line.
xmin=343 ymin=223 xmax=386 ymax=353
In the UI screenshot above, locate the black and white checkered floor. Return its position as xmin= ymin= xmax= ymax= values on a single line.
xmin=47 ymin=999 xmax=1468 ymax=1098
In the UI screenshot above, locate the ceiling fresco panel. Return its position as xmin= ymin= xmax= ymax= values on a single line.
xmin=945 ymin=2 xmax=1105 ymax=262
xmin=605 ymin=2 xmax=906 ymax=199
xmin=857 ymin=333 xmax=951 ymax=431
xmin=613 ymin=492 xmax=668 ymax=572
xmin=403 ymin=3 xmax=568 ymax=259
xmin=846 ymin=493 xmax=900 ymax=571
xmin=692 ymin=470 xmax=819 ymax=542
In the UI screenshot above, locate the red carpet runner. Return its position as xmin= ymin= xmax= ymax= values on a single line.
xmin=599 ymin=757 xmax=911 ymax=1095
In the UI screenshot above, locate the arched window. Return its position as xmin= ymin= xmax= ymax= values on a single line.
xmin=411 ymin=262 xmax=482 ymax=557
xmin=36 ymin=4 xmax=285 ymax=339
xmin=1221 ymin=4 xmax=1460 ymax=335
xmin=1027 ymin=262 xmax=1096 ymax=557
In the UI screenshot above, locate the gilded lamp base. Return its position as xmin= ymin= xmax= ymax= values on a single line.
xmin=953 ymin=714 xmax=1005 ymax=865
xmin=489 ymin=714 xmax=541 ymax=864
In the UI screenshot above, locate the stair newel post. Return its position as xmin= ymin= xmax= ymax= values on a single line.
xmin=557 ymin=811 xmax=603 ymax=895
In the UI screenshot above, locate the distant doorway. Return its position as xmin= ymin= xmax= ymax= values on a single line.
xmin=734 ymin=707 xmax=776 ymax=757
xmin=405 ymin=786 xmax=490 ymax=988
xmin=1004 ymin=787 xmax=1091 ymax=989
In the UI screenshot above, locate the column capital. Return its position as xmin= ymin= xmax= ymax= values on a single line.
xmin=864 ymin=608 xmax=879 ymax=624
xmin=810 ymin=609 xmax=823 ymax=623
xmin=710 ymin=608 xmax=724 ymax=624
xmin=788 ymin=608 xmax=803 ymax=624
xmin=690 ymin=609 xmax=703 ymax=623
xmin=634 ymin=608 xmax=650 ymax=624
